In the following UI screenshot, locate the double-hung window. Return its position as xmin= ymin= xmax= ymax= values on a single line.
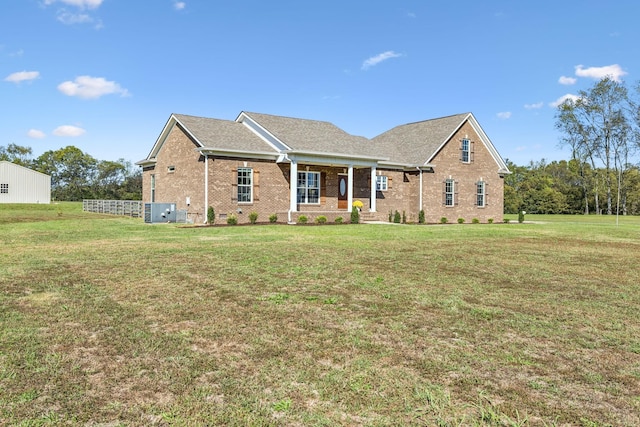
xmin=476 ymin=180 xmax=486 ymax=207
xmin=461 ymin=138 xmax=470 ymax=163
xmin=444 ymin=178 xmax=455 ymax=206
xmin=376 ymin=175 xmax=388 ymax=191
xmin=297 ymin=171 xmax=320 ymax=204
xmin=237 ymin=167 xmax=253 ymax=202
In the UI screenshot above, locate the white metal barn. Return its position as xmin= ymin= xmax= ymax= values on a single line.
xmin=0 ymin=161 xmax=51 ymax=204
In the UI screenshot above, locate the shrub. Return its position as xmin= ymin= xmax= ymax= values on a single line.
xmin=269 ymin=213 xmax=278 ymax=223
xmin=393 ymin=210 xmax=401 ymax=223
xmin=457 ymin=218 xmax=465 ymax=224
xmin=518 ymin=210 xmax=525 ymax=223
xmin=227 ymin=214 xmax=238 ymax=225
xmin=315 ymin=215 xmax=327 ymax=224
xmin=335 ymin=216 xmax=343 ymax=224
xmin=207 ymin=206 xmax=215 ymax=224
xmin=472 ymin=218 xmax=480 ymax=224
xmin=440 ymin=217 xmax=448 ymax=224
xmin=388 ymin=211 xmax=393 ymax=222
xmin=351 ymin=206 xmax=360 ymax=224
xmin=248 ymin=211 xmax=258 ymax=224
xmin=298 ymin=215 xmax=308 ymax=224
xmin=402 ymin=210 xmax=406 ymax=224
xmin=488 ymin=218 xmax=494 ymax=224
xmin=418 ymin=210 xmax=425 ymax=224
xmin=504 ymin=218 xmax=510 ymax=223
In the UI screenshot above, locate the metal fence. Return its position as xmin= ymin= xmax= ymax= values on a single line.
xmin=83 ymin=199 xmax=143 ymax=218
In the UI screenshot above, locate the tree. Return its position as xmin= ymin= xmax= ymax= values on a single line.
xmin=34 ymin=146 xmax=98 ymax=201
xmin=0 ymin=143 xmax=33 ymax=167
xmin=556 ymin=77 xmax=636 ymax=215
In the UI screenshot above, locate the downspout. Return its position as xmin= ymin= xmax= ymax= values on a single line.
xmin=204 ymin=154 xmax=209 ymax=223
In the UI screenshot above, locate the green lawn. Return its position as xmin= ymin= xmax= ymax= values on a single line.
xmin=1 ymin=204 xmax=639 ymax=426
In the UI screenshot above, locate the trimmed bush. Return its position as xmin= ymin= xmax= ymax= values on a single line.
xmin=298 ymin=215 xmax=308 ymax=224
xmin=335 ymin=216 xmax=343 ymax=224
xmin=388 ymin=211 xmax=393 ymax=222
xmin=249 ymin=211 xmax=258 ymax=224
xmin=351 ymin=206 xmax=360 ymax=224
xmin=457 ymin=218 xmax=465 ymax=224
xmin=402 ymin=210 xmax=406 ymax=224
xmin=227 ymin=214 xmax=238 ymax=225
xmin=418 ymin=210 xmax=425 ymax=224
xmin=207 ymin=206 xmax=215 ymax=224
xmin=518 ymin=211 xmax=525 ymax=223
xmin=269 ymin=213 xmax=278 ymax=223
xmin=315 ymin=215 xmax=327 ymax=224
xmin=488 ymin=218 xmax=494 ymax=224
xmin=393 ymin=210 xmax=401 ymax=223
xmin=440 ymin=217 xmax=448 ymax=224
xmin=472 ymin=218 xmax=480 ymax=224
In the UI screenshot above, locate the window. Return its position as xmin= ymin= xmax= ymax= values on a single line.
xmin=461 ymin=138 xmax=470 ymax=163
xmin=150 ymin=175 xmax=155 ymax=202
xmin=444 ymin=178 xmax=455 ymax=206
xmin=476 ymin=181 xmax=486 ymax=207
xmin=297 ymin=171 xmax=320 ymax=204
xmin=0 ymin=183 xmax=8 ymax=194
xmin=237 ymin=167 xmax=253 ymax=202
xmin=167 ymin=166 xmax=175 ymax=173
xmin=376 ymin=175 xmax=388 ymax=191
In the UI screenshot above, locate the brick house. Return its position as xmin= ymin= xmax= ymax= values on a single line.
xmin=137 ymin=111 xmax=510 ymax=224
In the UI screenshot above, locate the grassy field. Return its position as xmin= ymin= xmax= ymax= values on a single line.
xmin=1 ymin=204 xmax=639 ymax=426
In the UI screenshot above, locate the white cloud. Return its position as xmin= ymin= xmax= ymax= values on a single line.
xmin=53 ymin=125 xmax=86 ymax=137
xmin=361 ymin=51 xmax=403 ymax=70
xmin=497 ymin=112 xmax=512 ymax=120
xmin=575 ymin=64 xmax=627 ymax=82
xmin=4 ymin=71 xmax=40 ymax=83
xmin=44 ymin=0 xmax=103 ymax=9
xmin=550 ymin=93 xmax=580 ymax=108
xmin=57 ymin=11 xmax=93 ymax=24
xmin=558 ymin=76 xmax=577 ymax=85
xmin=58 ymin=75 xmax=130 ymax=99
xmin=524 ymin=102 xmax=543 ymax=110
xmin=174 ymin=1 xmax=186 ymax=10
xmin=27 ymin=129 xmax=46 ymax=139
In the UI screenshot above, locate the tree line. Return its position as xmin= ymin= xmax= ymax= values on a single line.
xmin=0 ymin=144 xmax=142 ymax=201
xmin=506 ymin=77 xmax=640 ymax=215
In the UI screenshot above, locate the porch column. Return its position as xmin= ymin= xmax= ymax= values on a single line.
xmin=204 ymin=154 xmax=209 ymax=223
xmin=289 ymin=160 xmax=298 ymax=222
xmin=418 ymin=168 xmax=423 ymax=213
xmin=370 ymin=166 xmax=377 ymax=212
xmin=347 ymin=164 xmax=354 ymax=211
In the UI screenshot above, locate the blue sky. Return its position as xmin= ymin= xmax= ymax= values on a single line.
xmin=2 ymin=0 xmax=638 ymax=166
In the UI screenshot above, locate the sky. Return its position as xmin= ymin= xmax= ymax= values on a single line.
xmin=2 ymin=0 xmax=639 ymax=166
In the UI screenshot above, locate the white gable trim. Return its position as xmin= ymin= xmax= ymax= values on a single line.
xmin=236 ymin=111 xmax=291 ymax=152
xmin=140 ymin=114 xmax=205 ymax=163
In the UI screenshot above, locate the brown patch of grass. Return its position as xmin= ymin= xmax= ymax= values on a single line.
xmin=1 ymin=207 xmax=640 ymax=425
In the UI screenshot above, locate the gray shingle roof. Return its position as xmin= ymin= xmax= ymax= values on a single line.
xmin=371 ymin=113 xmax=470 ymax=165
xmin=173 ymin=114 xmax=276 ymax=154
xmin=242 ymin=112 xmax=372 ymax=157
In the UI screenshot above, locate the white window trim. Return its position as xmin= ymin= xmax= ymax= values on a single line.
xmin=376 ymin=175 xmax=388 ymax=191
xmin=461 ymin=138 xmax=470 ymax=163
xmin=477 ymin=180 xmax=486 ymax=208
xmin=237 ymin=167 xmax=253 ymax=203
xmin=445 ymin=179 xmax=455 ymax=207
xmin=297 ymin=171 xmax=320 ymax=204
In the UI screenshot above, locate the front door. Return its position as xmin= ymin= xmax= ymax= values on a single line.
xmin=338 ymin=174 xmax=348 ymax=209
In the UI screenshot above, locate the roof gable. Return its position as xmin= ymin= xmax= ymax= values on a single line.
xmin=372 ymin=113 xmax=509 ymax=172
xmin=239 ymin=111 xmax=372 ymax=158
